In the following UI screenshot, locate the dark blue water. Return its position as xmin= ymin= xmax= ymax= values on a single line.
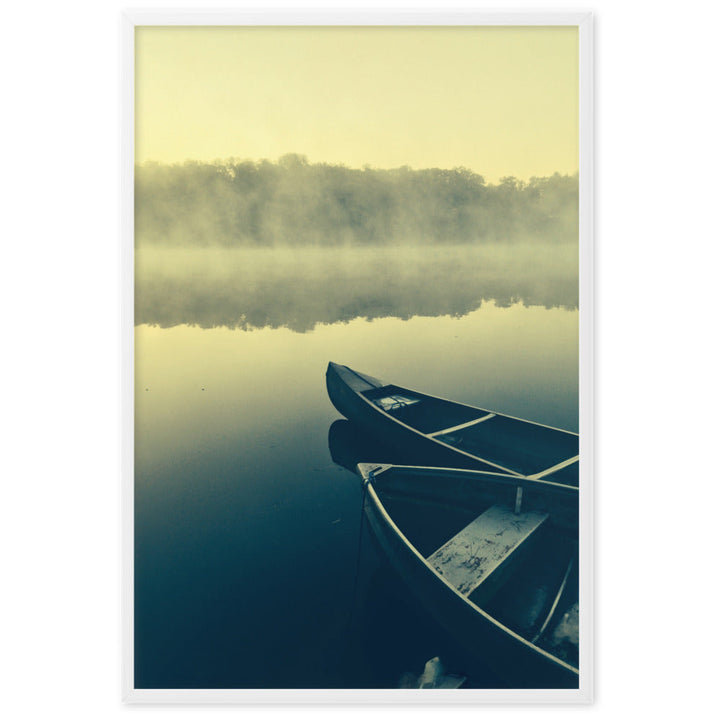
xmin=134 ymin=247 xmax=578 ymax=689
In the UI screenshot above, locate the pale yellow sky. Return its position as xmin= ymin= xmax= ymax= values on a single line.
xmin=135 ymin=25 xmax=578 ymax=182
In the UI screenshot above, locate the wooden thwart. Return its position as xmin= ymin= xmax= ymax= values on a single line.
xmin=427 ymin=504 xmax=548 ymax=599
xmin=427 ymin=413 xmax=496 ymax=438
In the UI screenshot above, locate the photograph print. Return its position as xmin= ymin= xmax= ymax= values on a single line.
xmin=130 ymin=17 xmax=590 ymax=697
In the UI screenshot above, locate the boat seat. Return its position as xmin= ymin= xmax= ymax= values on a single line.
xmin=426 ymin=504 xmax=548 ymax=605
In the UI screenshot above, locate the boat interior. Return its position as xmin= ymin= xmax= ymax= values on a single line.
xmin=363 ymin=385 xmax=486 ymax=433
xmin=362 ymin=384 xmax=579 ymax=479
xmin=368 ymin=467 xmax=579 ymax=668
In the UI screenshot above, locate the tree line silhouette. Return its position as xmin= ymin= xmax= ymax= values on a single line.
xmin=135 ymin=155 xmax=578 ymax=247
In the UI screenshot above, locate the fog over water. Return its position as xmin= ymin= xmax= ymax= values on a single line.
xmin=136 ymin=243 xmax=577 ymax=331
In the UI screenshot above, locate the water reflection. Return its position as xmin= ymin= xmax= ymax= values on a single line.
xmin=134 ymin=303 xmax=578 ymax=688
xmin=135 ymin=244 xmax=577 ymax=330
xmin=328 ymin=419 xmax=416 ymax=472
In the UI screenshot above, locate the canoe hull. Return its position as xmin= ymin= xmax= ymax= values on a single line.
xmin=326 ymin=362 xmax=509 ymax=474
xmin=361 ymin=465 xmax=580 ymax=689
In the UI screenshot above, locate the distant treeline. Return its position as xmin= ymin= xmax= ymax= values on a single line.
xmin=135 ymin=155 xmax=578 ymax=246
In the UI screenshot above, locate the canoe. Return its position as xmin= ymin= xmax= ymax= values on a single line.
xmin=326 ymin=362 xmax=579 ymax=485
xmin=357 ymin=462 xmax=580 ymax=688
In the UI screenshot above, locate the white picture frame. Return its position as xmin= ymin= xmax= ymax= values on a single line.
xmin=122 ymin=9 xmax=594 ymax=704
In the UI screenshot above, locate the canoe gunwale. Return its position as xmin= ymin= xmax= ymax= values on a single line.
xmin=359 ymin=462 xmax=580 ymax=494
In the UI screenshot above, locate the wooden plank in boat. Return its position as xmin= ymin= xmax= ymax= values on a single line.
xmin=427 ymin=505 xmax=548 ymax=601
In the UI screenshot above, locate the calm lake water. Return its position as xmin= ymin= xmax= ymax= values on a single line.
xmin=134 ymin=245 xmax=578 ymax=689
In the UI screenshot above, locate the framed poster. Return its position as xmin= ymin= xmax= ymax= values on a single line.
xmin=123 ymin=10 xmax=593 ymax=703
